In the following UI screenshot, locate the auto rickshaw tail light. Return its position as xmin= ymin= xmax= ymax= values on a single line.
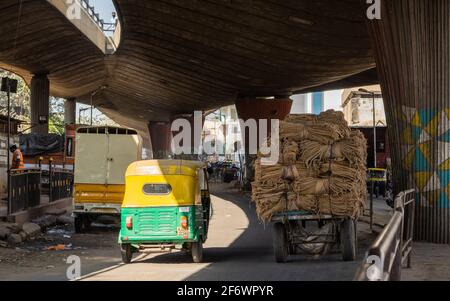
xmin=180 ymin=216 xmax=188 ymax=229
xmin=126 ymin=216 xmax=133 ymax=229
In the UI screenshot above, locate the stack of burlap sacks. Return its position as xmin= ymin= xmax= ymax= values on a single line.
xmin=252 ymin=110 xmax=367 ymax=223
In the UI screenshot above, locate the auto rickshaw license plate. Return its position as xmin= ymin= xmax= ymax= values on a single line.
xmin=91 ymin=208 xmax=117 ymax=214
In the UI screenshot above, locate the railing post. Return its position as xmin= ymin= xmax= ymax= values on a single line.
xmin=25 ymin=171 xmax=29 ymax=210
xmin=355 ymin=189 xmax=416 ymax=281
xmin=49 ymin=160 xmax=53 ymax=202
xmin=7 ymin=169 xmax=11 ymax=216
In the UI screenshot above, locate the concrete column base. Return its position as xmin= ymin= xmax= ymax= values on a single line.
xmin=236 ymin=98 xmax=293 ymax=190
xmin=65 ymin=98 xmax=76 ymax=125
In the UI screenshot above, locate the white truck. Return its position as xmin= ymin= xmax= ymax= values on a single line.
xmin=73 ymin=126 xmax=142 ymax=233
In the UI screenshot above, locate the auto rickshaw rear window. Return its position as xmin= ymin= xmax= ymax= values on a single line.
xmin=143 ymin=184 xmax=172 ymax=195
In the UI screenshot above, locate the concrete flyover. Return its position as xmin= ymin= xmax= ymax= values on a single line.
xmin=1 ymin=0 xmax=450 ymax=243
xmin=0 ymin=0 xmax=378 ymax=136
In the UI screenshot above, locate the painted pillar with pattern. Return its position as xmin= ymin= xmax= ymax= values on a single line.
xmin=367 ymin=0 xmax=450 ymax=243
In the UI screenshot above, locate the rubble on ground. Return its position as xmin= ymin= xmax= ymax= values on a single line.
xmin=0 ymin=211 xmax=74 ymax=248
xmin=22 ymin=223 xmax=42 ymax=238
xmin=7 ymin=234 xmax=23 ymax=245
xmin=32 ymin=215 xmax=57 ymax=229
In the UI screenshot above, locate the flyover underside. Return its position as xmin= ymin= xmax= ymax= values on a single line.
xmin=368 ymin=0 xmax=450 ymax=243
xmin=0 ymin=0 xmax=380 ymax=128
xmin=110 ymin=0 xmax=377 ymax=118
xmin=0 ymin=0 xmax=106 ymax=98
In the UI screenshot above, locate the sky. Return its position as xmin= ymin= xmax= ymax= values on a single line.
xmin=89 ymin=0 xmax=116 ymax=22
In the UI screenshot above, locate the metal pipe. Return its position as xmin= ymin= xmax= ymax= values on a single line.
xmin=373 ymin=93 xmax=377 ymax=169
xmin=359 ymin=89 xmax=378 ymax=232
xmin=6 ymin=81 xmax=11 ymax=215
xmin=371 ymin=92 xmax=376 ymax=232
xmin=371 ymin=181 xmax=374 ymax=232
xmin=90 ymin=93 xmax=93 ymax=126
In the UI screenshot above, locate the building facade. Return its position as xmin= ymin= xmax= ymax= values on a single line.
xmin=203 ymin=105 xmax=242 ymax=163
xmin=291 ymin=90 xmax=343 ymax=114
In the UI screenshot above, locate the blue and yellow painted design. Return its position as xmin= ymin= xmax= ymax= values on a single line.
xmin=401 ymin=106 xmax=450 ymax=208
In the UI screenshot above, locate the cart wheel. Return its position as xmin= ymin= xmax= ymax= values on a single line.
xmin=191 ymin=242 xmax=203 ymax=263
xmin=74 ymin=216 xmax=84 ymax=233
xmin=340 ymin=219 xmax=357 ymax=262
xmin=273 ymin=223 xmax=289 ymax=263
xmin=121 ymin=244 xmax=133 ymax=264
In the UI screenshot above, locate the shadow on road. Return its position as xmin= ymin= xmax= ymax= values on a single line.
xmin=137 ymin=183 xmax=378 ymax=281
xmin=137 ymin=183 xmax=267 ymax=266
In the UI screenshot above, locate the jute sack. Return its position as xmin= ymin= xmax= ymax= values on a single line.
xmin=295 ymin=194 xmax=365 ymax=219
xmin=292 ymin=177 xmax=359 ymax=196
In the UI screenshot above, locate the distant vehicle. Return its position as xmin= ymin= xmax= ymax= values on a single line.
xmin=223 ymin=163 xmax=239 ymax=183
xmin=73 ymin=126 xmax=142 ymax=233
xmin=367 ymin=168 xmax=388 ymax=198
xmin=21 ymin=125 xmax=78 ymax=190
xmin=119 ymin=160 xmax=212 ymax=263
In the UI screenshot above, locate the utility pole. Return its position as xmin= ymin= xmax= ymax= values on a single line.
xmin=372 ymin=93 xmax=377 ymax=169
xmin=6 ymin=81 xmax=11 ymax=215
xmin=1 ymin=77 xmax=18 ymax=216
xmin=90 ymin=93 xmax=94 ymax=126
xmin=359 ymin=88 xmax=379 ymax=232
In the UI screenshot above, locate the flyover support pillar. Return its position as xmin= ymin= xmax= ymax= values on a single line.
xmin=148 ymin=121 xmax=172 ymax=159
xmin=367 ymin=0 xmax=450 ymax=243
xmin=236 ymin=98 xmax=292 ymax=190
xmin=30 ymin=74 xmax=50 ymax=135
xmin=65 ymin=98 xmax=76 ymax=125
xmin=170 ymin=112 xmax=205 ymax=160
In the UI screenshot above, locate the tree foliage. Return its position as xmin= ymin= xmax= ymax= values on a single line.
xmin=0 ymin=70 xmax=30 ymax=123
xmin=49 ymin=97 xmax=65 ymax=135
xmin=1 ymin=69 xmax=118 ymax=135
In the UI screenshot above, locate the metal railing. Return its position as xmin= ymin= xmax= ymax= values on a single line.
xmin=78 ymin=0 xmax=117 ymax=33
xmin=355 ymin=189 xmax=416 ymax=281
xmin=49 ymin=166 xmax=74 ymax=203
xmin=9 ymin=169 xmax=41 ymax=214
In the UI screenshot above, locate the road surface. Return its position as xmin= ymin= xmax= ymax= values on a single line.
xmin=81 ymin=184 xmax=377 ymax=281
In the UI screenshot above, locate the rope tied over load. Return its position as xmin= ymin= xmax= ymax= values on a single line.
xmin=251 ymin=110 xmax=368 ymax=223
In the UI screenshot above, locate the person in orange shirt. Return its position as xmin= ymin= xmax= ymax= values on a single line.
xmin=9 ymin=145 xmax=24 ymax=170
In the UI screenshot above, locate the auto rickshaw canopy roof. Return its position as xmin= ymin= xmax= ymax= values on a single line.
xmin=123 ymin=160 xmax=206 ymax=207
xmin=126 ymin=160 xmax=205 ymax=178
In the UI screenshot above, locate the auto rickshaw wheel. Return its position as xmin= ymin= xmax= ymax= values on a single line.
xmin=340 ymin=219 xmax=357 ymax=262
xmin=191 ymin=242 xmax=203 ymax=263
xmin=121 ymin=244 xmax=133 ymax=264
xmin=273 ymin=223 xmax=289 ymax=263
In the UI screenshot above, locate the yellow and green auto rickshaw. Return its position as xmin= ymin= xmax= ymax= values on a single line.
xmin=119 ymin=160 xmax=212 ymax=263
